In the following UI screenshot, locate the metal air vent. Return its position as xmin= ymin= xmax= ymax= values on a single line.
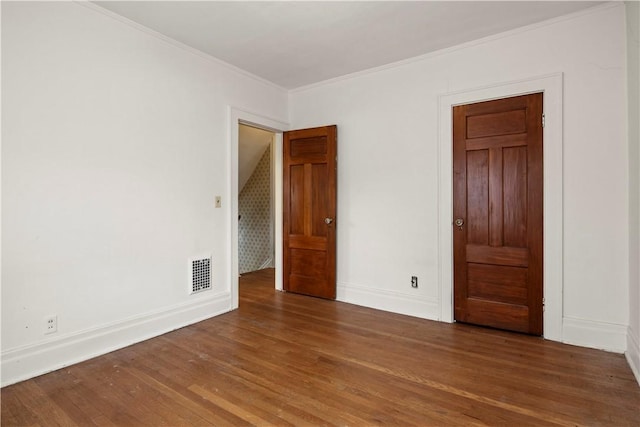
xmin=189 ymin=256 xmax=211 ymax=294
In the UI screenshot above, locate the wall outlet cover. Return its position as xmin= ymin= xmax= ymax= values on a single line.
xmin=45 ymin=315 xmax=58 ymax=334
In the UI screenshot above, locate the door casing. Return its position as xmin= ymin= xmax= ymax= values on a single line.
xmin=438 ymin=73 xmax=564 ymax=342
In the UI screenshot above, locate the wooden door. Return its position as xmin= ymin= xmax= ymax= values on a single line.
xmin=453 ymin=93 xmax=543 ymax=335
xmin=283 ymin=125 xmax=337 ymax=299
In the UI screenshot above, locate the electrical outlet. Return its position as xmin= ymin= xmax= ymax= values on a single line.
xmin=411 ymin=276 xmax=418 ymax=288
xmin=45 ymin=315 xmax=57 ymax=334
xmin=215 ymin=196 xmax=222 ymax=208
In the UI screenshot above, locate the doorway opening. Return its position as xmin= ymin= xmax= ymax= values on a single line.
xmin=238 ymin=124 xmax=275 ymax=276
xmin=228 ymin=107 xmax=289 ymax=310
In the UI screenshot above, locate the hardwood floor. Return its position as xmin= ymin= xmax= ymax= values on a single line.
xmin=2 ymin=268 xmax=639 ymax=426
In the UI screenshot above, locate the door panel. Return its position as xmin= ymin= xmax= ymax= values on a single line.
xmin=467 ymin=264 xmax=527 ymax=306
xmin=466 ymin=109 xmax=527 ymax=138
xmin=289 ymin=165 xmax=305 ymax=235
xmin=311 ymin=164 xmax=329 ymax=237
xmin=453 ymin=93 xmax=543 ymax=335
xmin=465 ymin=245 xmax=528 ymax=267
xmin=503 ymin=146 xmax=527 ymax=247
xmin=290 ymin=248 xmax=327 ymax=277
xmin=466 ymin=150 xmax=489 ymax=245
xmin=283 ymin=125 xmax=337 ymax=299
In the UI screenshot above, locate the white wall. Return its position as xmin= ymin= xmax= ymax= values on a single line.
xmin=626 ymin=0 xmax=640 ymax=383
xmin=290 ymin=4 xmax=629 ymax=352
xmin=1 ymin=2 xmax=287 ymax=386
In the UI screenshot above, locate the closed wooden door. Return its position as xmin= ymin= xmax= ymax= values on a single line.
xmin=453 ymin=93 xmax=543 ymax=335
xmin=283 ymin=125 xmax=337 ymax=299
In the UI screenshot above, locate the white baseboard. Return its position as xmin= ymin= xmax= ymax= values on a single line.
xmin=562 ymin=316 xmax=627 ymax=353
xmin=626 ymin=327 xmax=640 ymax=386
xmin=337 ymin=282 xmax=440 ymax=320
xmin=1 ymin=292 xmax=232 ymax=387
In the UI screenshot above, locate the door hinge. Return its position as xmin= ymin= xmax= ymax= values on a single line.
xmin=542 ymin=114 xmax=546 ymax=128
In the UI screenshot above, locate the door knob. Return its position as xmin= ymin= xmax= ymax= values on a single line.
xmin=454 ymin=218 xmax=464 ymax=227
xmin=325 ymin=217 xmax=334 ymax=225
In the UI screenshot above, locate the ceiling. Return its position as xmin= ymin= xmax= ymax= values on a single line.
xmin=94 ymin=1 xmax=602 ymax=90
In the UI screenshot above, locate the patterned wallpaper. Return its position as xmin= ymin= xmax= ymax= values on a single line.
xmin=239 ymin=146 xmax=273 ymax=274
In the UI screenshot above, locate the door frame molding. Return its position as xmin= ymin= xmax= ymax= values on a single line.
xmin=228 ymin=107 xmax=289 ymax=309
xmin=437 ymin=73 xmax=564 ymax=342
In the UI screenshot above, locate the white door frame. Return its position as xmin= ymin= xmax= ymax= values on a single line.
xmin=437 ymin=73 xmax=564 ymax=342
xmin=228 ymin=107 xmax=289 ymax=309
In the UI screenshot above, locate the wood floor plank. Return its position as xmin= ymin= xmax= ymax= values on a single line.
xmin=10 ymin=381 xmax=77 ymax=427
xmin=224 ymin=313 xmax=563 ymax=426
xmin=2 ymin=268 xmax=639 ymax=426
xmin=194 ymin=368 xmax=331 ymax=427
xmin=225 ymin=304 xmax=576 ymax=424
xmin=126 ymin=365 xmax=245 ymax=427
xmin=0 ymin=387 xmax=39 ymax=426
xmin=33 ymin=371 xmax=101 ymax=426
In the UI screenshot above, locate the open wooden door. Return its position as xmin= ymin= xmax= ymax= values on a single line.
xmin=283 ymin=125 xmax=337 ymax=299
xmin=453 ymin=93 xmax=543 ymax=335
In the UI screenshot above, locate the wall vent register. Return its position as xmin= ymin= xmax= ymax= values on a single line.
xmin=189 ymin=256 xmax=211 ymax=294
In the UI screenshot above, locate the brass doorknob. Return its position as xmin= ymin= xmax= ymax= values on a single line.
xmin=325 ymin=218 xmax=334 ymax=225
xmin=454 ymin=218 xmax=464 ymax=227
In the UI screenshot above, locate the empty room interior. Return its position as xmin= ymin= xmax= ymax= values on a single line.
xmin=2 ymin=1 xmax=640 ymax=425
